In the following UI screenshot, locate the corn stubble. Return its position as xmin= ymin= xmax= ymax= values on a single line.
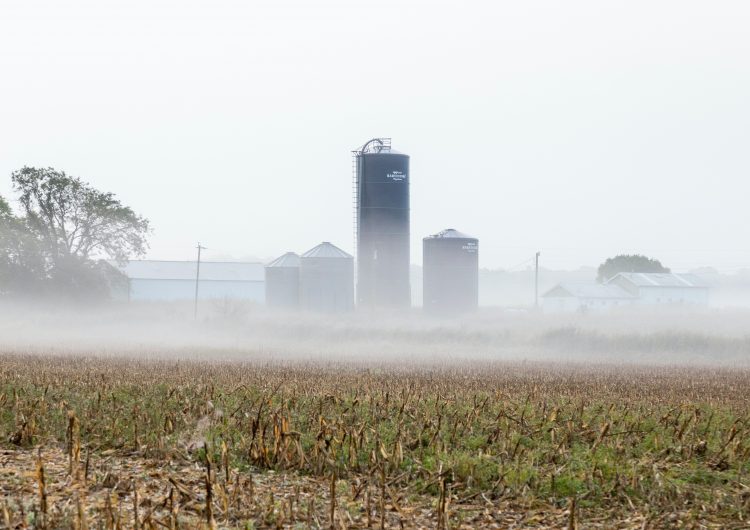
xmin=0 ymin=353 xmax=749 ymax=528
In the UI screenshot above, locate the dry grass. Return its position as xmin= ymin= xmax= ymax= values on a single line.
xmin=1 ymin=354 xmax=749 ymax=528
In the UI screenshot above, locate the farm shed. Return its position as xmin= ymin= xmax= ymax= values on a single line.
xmin=608 ymin=272 xmax=710 ymax=306
xmin=113 ymin=260 xmax=264 ymax=302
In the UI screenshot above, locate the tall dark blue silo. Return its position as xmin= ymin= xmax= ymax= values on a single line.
xmin=354 ymin=138 xmax=411 ymax=308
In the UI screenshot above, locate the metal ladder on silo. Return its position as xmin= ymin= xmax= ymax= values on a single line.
xmin=352 ymin=152 xmax=358 ymax=294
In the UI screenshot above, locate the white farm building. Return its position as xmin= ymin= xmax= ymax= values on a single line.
xmin=542 ymin=272 xmax=710 ymax=313
xmin=541 ymin=283 xmax=636 ymax=313
xmin=113 ymin=260 xmax=265 ymax=302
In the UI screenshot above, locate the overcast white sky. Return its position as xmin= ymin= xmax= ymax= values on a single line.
xmin=1 ymin=1 xmax=749 ymax=272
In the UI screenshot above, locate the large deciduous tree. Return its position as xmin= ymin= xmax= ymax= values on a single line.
xmin=12 ymin=167 xmax=149 ymax=262
xmin=597 ymin=254 xmax=669 ymax=283
xmin=0 ymin=167 xmax=149 ymax=299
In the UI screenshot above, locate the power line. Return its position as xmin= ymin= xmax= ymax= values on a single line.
xmin=504 ymin=255 xmax=536 ymax=271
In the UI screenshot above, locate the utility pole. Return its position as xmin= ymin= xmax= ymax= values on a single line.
xmin=194 ymin=243 xmax=206 ymax=319
xmin=534 ymin=251 xmax=541 ymax=310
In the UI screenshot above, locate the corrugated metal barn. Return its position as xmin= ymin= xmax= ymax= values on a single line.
xmin=114 ymin=260 xmax=265 ymax=302
xmin=609 ymin=272 xmax=710 ymax=306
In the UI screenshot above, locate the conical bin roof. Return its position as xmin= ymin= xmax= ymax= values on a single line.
xmin=266 ymin=252 xmax=300 ymax=268
xmin=301 ymin=242 xmax=353 ymax=259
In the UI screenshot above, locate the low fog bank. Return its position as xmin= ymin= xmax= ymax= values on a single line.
xmin=1 ymin=301 xmax=749 ymax=367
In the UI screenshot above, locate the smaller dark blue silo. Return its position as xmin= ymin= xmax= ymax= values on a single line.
xmin=423 ymin=229 xmax=479 ymax=315
xmin=265 ymin=252 xmax=300 ymax=309
xmin=299 ymin=242 xmax=354 ymax=313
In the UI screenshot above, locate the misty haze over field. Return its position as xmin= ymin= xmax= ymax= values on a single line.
xmin=1 ymin=1 xmax=750 ymax=367
xmin=1 ymin=302 xmax=749 ymax=369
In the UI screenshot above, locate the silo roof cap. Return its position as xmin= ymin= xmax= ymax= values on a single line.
xmin=266 ymin=252 xmax=300 ymax=268
xmin=427 ymin=228 xmax=476 ymax=240
xmin=301 ymin=242 xmax=353 ymax=259
xmin=361 ymin=148 xmax=407 ymax=155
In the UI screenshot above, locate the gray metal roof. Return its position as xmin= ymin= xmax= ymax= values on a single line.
xmin=426 ymin=228 xmax=476 ymax=240
xmin=266 ymin=252 xmax=300 ymax=268
xmin=113 ymin=260 xmax=264 ymax=281
xmin=543 ymin=282 xmax=636 ymax=299
xmin=610 ymin=272 xmax=709 ymax=288
xmin=301 ymin=242 xmax=353 ymax=259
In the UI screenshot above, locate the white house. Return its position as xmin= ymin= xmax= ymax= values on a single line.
xmin=542 ymin=272 xmax=710 ymax=313
xmin=542 ymin=282 xmax=636 ymax=313
xmin=113 ymin=260 xmax=265 ymax=302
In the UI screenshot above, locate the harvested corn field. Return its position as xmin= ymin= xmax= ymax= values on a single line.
xmin=1 ymin=354 xmax=749 ymax=529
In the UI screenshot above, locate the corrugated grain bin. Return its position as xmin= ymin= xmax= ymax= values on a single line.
xmin=299 ymin=242 xmax=354 ymax=313
xmin=265 ymin=252 xmax=300 ymax=309
xmin=423 ymin=229 xmax=479 ymax=314
xmin=355 ymin=139 xmax=411 ymax=308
